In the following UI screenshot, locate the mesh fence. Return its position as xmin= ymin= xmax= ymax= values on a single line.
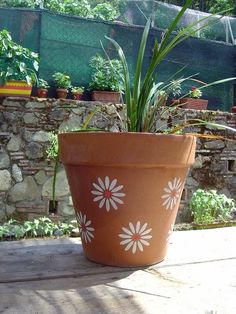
xmin=121 ymin=1 xmax=236 ymax=44
xmin=0 ymin=6 xmax=235 ymax=111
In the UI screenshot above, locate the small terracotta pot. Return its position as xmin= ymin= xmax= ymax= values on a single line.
xmin=180 ymin=98 xmax=208 ymax=110
xmin=0 ymin=80 xmax=32 ymax=97
xmin=37 ymin=88 xmax=48 ymax=98
xmin=91 ymin=91 xmax=121 ymax=103
xmin=72 ymin=92 xmax=83 ymax=100
xmin=59 ymin=132 xmax=196 ymax=267
xmin=232 ymin=106 xmax=236 ymax=113
xmin=56 ymin=88 xmax=68 ymax=99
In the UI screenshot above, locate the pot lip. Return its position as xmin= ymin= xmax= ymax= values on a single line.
xmin=56 ymin=88 xmax=68 ymax=92
xmin=59 ymin=131 xmax=196 ymax=166
xmin=38 ymin=88 xmax=48 ymax=91
xmin=58 ymin=131 xmax=196 ymax=139
xmin=181 ymin=97 xmax=208 ymax=102
xmin=0 ymin=80 xmax=32 ymax=86
xmin=92 ymin=90 xmax=120 ymax=94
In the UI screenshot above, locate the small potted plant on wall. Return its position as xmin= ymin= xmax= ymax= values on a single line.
xmin=71 ymin=86 xmax=84 ymax=100
xmin=37 ymin=78 xmax=49 ymax=98
xmin=52 ymin=72 xmax=71 ymax=99
xmin=89 ymin=55 xmax=123 ymax=102
xmin=180 ymin=86 xmax=208 ymax=110
xmin=0 ymin=29 xmax=39 ymax=97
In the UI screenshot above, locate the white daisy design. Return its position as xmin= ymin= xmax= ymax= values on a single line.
xmin=76 ymin=212 xmax=95 ymax=244
xmin=91 ymin=176 xmax=125 ymax=212
xmin=119 ymin=221 xmax=152 ymax=254
xmin=161 ymin=177 xmax=183 ymax=210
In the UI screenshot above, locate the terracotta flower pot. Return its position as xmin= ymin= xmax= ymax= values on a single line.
xmin=180 ymin=98 xmax=208 ymax=110
xmin=91 ymin=91 xmax=121 ymax=103
xmin=0 ymin=80 xmax=32 ymax=97
xmin=232 ymin=106 xmax=236 ymax=113
xmin=37 ymin=88 xmax=48 ymax=98
xmin=72 ymin=92 xmax=83 ymax=100
xmin=56 ymin=88 xmax=68 ymax=99
xmin=59 ymin=132 xmax=196 ymax=267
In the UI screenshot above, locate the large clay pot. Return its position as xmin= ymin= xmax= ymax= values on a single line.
xmin=180 ymin=98 xmax=208 ymax=110
xmin=59 ymin=132 xmax=196 ymax=267
xmin=0 ymin=80 xmax=32 ymax=97
xmin=91 ymin=91 xmax=121 ymax=103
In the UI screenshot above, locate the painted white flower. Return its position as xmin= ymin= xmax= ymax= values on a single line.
xmin=76 ymin=212 xmax=95 ymax=244
xmin=91 ymin=176 xmax=125 ymax=211
xmin=119 ymin=221 xmax=152 ymax=254
xmin=161 ymin=177 xmax=183 ymax=210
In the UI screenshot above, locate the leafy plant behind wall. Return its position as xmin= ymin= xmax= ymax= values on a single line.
xmin=0 ymin=29 xmax=39 ymax=85
xmin=89 ymin=55 xmax=124 ymax=92
xmin=190 ymin=189 xmax=235 ymax=224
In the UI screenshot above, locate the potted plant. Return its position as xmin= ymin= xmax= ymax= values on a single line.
xmin=89 ymin=55 xmax=123 ymax=102
xmin=52 ymin=72 xmax=71 ymax=99
xmin=37 ymin=78 xmax=49 ymax=98
xmin=58 ymin=1 xmax=236 ymax=267
xmin=180 ymin=86 xmax=208 ymax=110
xmin=0 ymin=29 xmax=39 ymax=97
xmin=71 ymin=86 xmax=84 ymax=100
xmin=190 ymin=189 xmax=236 ymax=229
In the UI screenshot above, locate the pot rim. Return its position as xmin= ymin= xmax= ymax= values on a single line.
xmin=59 ymin=132 xmax=196 ymax=167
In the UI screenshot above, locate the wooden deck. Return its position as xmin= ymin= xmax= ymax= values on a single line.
xmin=0 ymin=227 xmax=236 ymax=314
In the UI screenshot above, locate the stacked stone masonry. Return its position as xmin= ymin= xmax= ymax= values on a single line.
xmin=0 ymin=97 xmax=235 ymax=223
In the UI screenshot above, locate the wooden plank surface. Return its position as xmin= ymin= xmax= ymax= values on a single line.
xmin=0 ymin=227 xmax=236 ymax=314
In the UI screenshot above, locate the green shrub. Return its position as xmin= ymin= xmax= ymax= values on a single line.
xmin=52 ymin=72 xmax=72 ymax=89
xmin=89 ymin=55 xmax=124 ymax=92
xmin=46 ymin=133 xmax=59 ymax=161
xmin=190 ymin=189 xmax=235 ymax=224
xmin=0 ymin=217 xmax=75 ymax=241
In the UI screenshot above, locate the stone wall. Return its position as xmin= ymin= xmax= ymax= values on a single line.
xmin=0 ymin=97 xmax=235 ymax=223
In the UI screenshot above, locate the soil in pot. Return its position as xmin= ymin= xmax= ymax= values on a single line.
xmin=59 ymin=132 xmax=196 ymax=267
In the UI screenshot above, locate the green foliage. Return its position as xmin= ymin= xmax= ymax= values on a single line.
xmin=46 ymin=0 xmax=122 ymax=20
xmin=92 ymin=3 xmax=118 ymax=21
xmin=71 ymin=86 xmax=84 ymax=93
xmin=0 ymin=217 xmax=75 ymax=241
xmin=106 ymin=0 xmax=222 ymax=132
xmin=37 ymin=78 xmax=49 ymax=89
xmin=158 ymin=0 xmax=236 ymax=16
xmin=0 ymin=29 xmax=39 ymax=85
xmin=89 ymin=55 xmax=124 ymax=92
xmin=190 ymin=189 xmax=235 ymax=224
xmin=1 ymin=0 xmax=35 ymax=8
xmin=46 ymin=133 xmax=58 ymax=160
xmin=207 ymin=0 xmax=236 ymax=15
xmin=189 ymin=86 xmax=202 ymax=98
xmin=52 ymin=72 xmax=71 ymax=89
xmin=106 ymin=1 xmax=236 ymax=133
